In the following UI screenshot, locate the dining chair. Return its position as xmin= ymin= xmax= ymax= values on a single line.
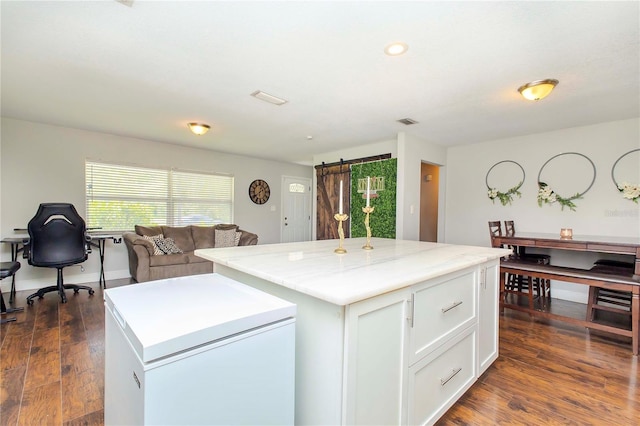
xmin=492 ymin=220 xmax=550 ymax=309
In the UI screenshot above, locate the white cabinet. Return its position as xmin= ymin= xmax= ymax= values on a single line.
xmin=344 ymin=288 xmax=411 ymax=425
xmin=478 ymin=262 xmax=499 ymax=374
xmin=407 ymin=328 xmax=477 ymax=425
xmin=344 ymin=260 xmax=499 ymax=426
xmin=410 ymin=268 xmax=477 ymax=364
xmin=215 ymin=257 xmax=501 ymax=426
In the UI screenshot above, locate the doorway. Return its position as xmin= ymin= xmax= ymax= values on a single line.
xmin=419 ymin=162 xmax=439 ymax=242
xmin=281 ymin=176 xmax=312 ymax=243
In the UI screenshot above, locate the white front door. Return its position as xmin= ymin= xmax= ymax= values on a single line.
xmin=281 ymin=176 xmax=311 ymax=243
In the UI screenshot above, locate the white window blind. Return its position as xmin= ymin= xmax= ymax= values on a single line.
xmin=86 ymin=161 xmax=233 ymax=231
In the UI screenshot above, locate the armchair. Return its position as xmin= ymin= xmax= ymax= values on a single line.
xmin=24 ymin=203 xmax=95 ymax=305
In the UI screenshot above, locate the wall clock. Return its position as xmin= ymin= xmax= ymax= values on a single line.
xmin=249 ymin=179 xmax=271 ymax=204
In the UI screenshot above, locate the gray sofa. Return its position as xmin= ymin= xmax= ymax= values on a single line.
xmin=123 ymin=224 xmax=258 ymax=282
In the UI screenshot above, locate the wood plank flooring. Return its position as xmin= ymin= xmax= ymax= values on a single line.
xmin=1 ymin=279 xmax=638 ymax=425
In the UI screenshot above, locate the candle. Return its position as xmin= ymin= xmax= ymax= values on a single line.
xmin=339 ymin=180 xmax=343 ymax=214
xmin=366 ymin=176 xmax=370 ymax=207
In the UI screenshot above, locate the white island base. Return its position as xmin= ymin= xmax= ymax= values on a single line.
xmin=196 ymin=238 xmax=510 ymax=425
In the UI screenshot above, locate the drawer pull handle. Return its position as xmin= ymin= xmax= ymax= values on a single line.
xmin=441 ymin=301 xmax=463 ymax=313
xmin=440 ymin=367 xmax=462 ymax=386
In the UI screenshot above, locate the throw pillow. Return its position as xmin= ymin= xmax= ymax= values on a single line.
xmin=155 ymin=237 xmax=183 ymax=255
xmin=215 ymin=228 xmax=239 ymax=248
xmin=235 ymin=231 xmax=242 ymax=246
xmin=143 ymin=234 xmax=165 ymax=256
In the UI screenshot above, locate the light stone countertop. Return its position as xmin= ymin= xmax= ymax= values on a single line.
xmin=196 ymin=238 xmax=511 ymax=306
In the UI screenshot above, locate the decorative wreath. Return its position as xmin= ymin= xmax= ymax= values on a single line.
xmin=611 ymin=148 xmax=640 ymax=203
xmin=485 ymin=160 xmax=525 ymax=206
xmin=537 ymin=152 xmax=596 ymax=211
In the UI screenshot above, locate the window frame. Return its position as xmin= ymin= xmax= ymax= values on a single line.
xmin=85 ymin=160 xmax=234 ymax=232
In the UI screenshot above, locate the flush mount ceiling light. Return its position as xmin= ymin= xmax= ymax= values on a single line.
xmin=251 ymin=90 xmax=288 ymax=106
xmin=384 ymin=42 xmax=408 ymax=56
xmin=517 ymin=79 xmax=559 ymax=101
xmin=187 ymin=123 xmax=210 ymax=135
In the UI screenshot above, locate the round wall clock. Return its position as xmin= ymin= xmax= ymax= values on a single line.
xmin=249 ymin=179 xmax=270 ymax=204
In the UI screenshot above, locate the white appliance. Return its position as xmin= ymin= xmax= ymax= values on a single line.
xmin=104 ymin=273 xmax=296 ymax=425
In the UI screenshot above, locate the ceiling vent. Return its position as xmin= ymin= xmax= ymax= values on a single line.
xmin=397 ymin=118 xmax=418 ymax=125
xmin=251 ymin=90 xmax=288 ymax=106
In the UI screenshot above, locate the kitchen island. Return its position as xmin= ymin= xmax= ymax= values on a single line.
xmin=196 ymin=238 xmax=510 ymax=425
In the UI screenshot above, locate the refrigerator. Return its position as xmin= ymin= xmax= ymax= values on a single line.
xmin=104 ymin=273 xmax=296 ymax=425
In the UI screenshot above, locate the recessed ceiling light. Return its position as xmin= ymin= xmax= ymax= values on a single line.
xmin=384 ymin=42 xmax=408 ymax=56
xmin=251 ymin=90 xmax=288 ymax=106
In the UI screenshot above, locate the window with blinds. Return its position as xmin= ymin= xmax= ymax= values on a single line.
xmin=85 ymin=161 xmax=233 ymax=231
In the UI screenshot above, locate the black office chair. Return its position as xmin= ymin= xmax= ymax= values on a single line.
xmin=24 ymin=203 xmax=95 ymax=305
xmin=1 ymin=261 xmax=24 ymax=323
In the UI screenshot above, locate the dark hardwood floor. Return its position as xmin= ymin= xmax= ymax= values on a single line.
xmin=1 ymin=279 xmax=638 ymax=425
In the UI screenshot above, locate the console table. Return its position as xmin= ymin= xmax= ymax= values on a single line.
xmin=0 ymin=233 xmax=122 ymax=301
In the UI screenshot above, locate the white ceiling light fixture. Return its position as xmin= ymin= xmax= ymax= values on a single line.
xmin=517 ymin=79 xmax=559 ymax=101
xmin=384 ymin=42 xmax=408 ymax=56
xmin=251 ymin=90 xmax=288 ymax=106
xmin=187 ymin=122 xmax=210 ymax=135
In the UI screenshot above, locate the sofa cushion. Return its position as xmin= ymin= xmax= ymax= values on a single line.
xmin=142 ymin=234 xmax=165 ymax=255
xmin=155 ymin=237 xmax=183 ymax=254
xmin=135 ymin=225 xmax=163 ymax=237
xmin=215 ymin=228 xmax=240 ymax=247
xmin=162 ymin=226 xmax=195 ymax=252
xmin=192 ymin=226 xmax=215 ymax=249
xmin=215 ymin=224 xmax=239 ymax=232
xmin=149 ymin=253 xmax=191 ymax=267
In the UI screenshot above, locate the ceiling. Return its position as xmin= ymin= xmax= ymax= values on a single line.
xmin=2 ymin=1 xmax=639 ymax=166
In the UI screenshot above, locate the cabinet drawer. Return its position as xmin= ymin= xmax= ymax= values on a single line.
xmin=407 ymin=328 xmax=476 ymax=426
xmin=410 ymin=269 xmax=477 ymax=362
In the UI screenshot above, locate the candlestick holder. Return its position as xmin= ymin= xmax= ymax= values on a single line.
xmin=334 ymin=213 xmax=349 ymax=254
xmin=362 ymin=206 xmax=375 ymax=250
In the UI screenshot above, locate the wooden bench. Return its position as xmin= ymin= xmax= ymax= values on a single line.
xmin=499 ymin=260 xmax=640 ymax=355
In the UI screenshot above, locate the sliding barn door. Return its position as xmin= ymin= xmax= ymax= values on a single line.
xmin=316 ymin=167 xmax=350 ymax=240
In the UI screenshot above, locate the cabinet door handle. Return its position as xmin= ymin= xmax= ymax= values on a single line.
xmin=441 ymin=301 xmax=463 ymax=313
xmin=440 ymin=367 xmax=462 ymax=386
xmin=407 ymin=294 xmax=415 ymax=328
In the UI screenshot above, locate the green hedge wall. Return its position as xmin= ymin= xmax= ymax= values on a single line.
xmin=350 ymin=158 xmax=397 ymax=238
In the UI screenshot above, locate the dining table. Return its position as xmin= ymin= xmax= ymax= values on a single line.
xmin=491 ymin=232 xmax=640 ymax=280
xmin=492 ymin=231 xmax=640 ymax=354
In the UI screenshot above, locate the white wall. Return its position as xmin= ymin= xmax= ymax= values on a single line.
xmin=311 ymin=134 xmax=448 ymax=241
xmin=444 ymin=117 xmax=640 ymax=302
xmin=1 ymin=118 xmax=312 ymax=291
xmin=397 ymin=132 xmax=447 ymax=241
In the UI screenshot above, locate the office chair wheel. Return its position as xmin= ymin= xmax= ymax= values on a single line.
xmin=27 ymin=299 xmax=34 ymax=306
xmin=89 ymin=289 xmax=95 ymax=295
xmin=74 ymin=288 xmax=80 ymax=294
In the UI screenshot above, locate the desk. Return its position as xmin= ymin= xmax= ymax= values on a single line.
xmin=492 ymin=232 xmax=640 ymax=355
xmin=491 ymin=232 xmax=640 ymax=280
xmin=0 ymin=233 xmax=122 ymax=300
